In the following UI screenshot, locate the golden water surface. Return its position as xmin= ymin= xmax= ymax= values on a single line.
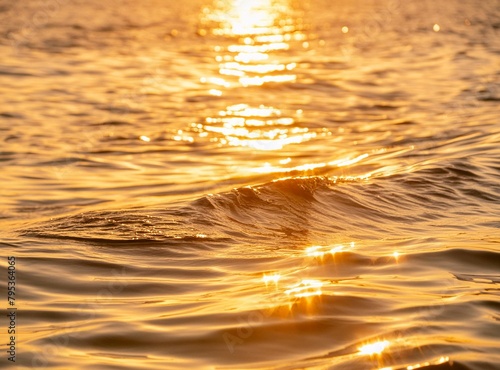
xmin=0 ymin=0 xmax=499 ymax=369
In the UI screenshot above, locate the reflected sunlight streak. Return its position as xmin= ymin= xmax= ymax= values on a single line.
xmin=393 ymin=251 xmax=400 ymax=262
xmin=285 ymin=279 xmax=323 ymax=298
xmin=263 ymin=273 xmax=281 ymax=286
xmin=251 ymin=153 xmax=369 ymax=172
xmin=358 ymin=340 xmax=390 ymax=356
xmin=198 ymin=104 xmax=323 ymax=150
xmin=406 ymin=356 xmax=450 ymax=370
xmin=204 ymin=0 xmax=302 ymax=88
xmin=195 ymin=0 xmax=322 ymax=151
xmin=305 ymin=242 xmax=355 ymax=259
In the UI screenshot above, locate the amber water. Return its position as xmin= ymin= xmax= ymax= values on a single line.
xmin=0 ymin=0 xmax=499 ymax=369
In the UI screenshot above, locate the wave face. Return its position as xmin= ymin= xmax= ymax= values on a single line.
xmin=1 ymin=0 xmax=499 ymax=369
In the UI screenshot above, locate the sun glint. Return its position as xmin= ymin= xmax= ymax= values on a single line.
xmin=358 ymin=340 xmax=390 ymax=355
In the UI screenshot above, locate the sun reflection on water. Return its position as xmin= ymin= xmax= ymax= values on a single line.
xmin=195 ymin=104 xmax=322 ymax=150
xmin=202 ymin=0 xmax=303 ymax=88
xmin=393 ymin=251 xmax=400 ymax=263
xmin=379 ymin=355 xmax=451 ymax=370
xmin=305 ymin=242 xmax=355 ymax=259
xmin=259 ymin=242 xmax=360 ymax=307
xmin=251 ymin=153 xmax=370 ymax=173
xmin=285 ymin=279 xmax=323 ymax=298
xmin=193 ymin=0 xmax=328 ymax=151
xmin=262 ymin=273 xmax=281 ymax=286
xmin=359 ymin=340 xmax=390 ymax=356
xmin=193 ymin=1 xmax=378 ymax=177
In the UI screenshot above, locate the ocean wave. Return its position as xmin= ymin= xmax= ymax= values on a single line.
xmin=20 ymin=155 xmax=499 ymax=246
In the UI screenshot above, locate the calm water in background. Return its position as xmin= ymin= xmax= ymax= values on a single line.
xmin=1 ymin=0 xmax=499 ymax=369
